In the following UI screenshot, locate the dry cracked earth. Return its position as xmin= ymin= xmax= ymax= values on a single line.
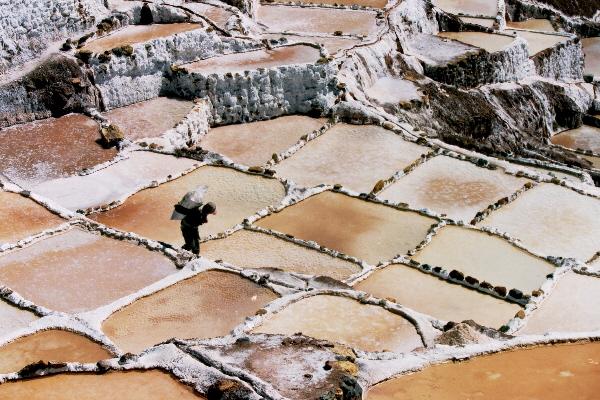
xmin=0 ymin=0 xmax=600 ymax=398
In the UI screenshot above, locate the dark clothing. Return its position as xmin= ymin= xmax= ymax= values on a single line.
xmin=175 ymin=204 xmax=211 ymax=255
xmin=181 ymin=220 xmax=200 ymax=255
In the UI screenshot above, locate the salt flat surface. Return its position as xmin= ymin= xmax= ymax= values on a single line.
xmin=413 ymin=225 xmax=555 ymax=293
xmin=355 ymin=264 xmax=521 ymax=328
xmin=379 ymin=156 xmax=528 ymax=222
xmin=0 ymin=191 xmax=63 ymax=245
xmin=368 ymin=342 xmax=600 ymax=400
xmin=256 ymin=191 xmax=436 ymax=264
xmin=0 ymin=114 xmax=116 ymax=187
xmin=0 ymin=228 xmax=177 ymax=313
xmin=202 ymin=229 xmax=361 ymax=280
xmin=0 ymin=299 xmax=37 ymax=338
xmin=103 ymin=270 xmax=278 ymax=353
xmin=505 ymin=30 xmax=567 ymax=56
xmin=519 ymin=273 xmax=600 ymax=334
xmin=32 ymin=152 xmax=198 ymax=211
xmin=479 ymin=183 xmax=600 ymax=260
xmin=0 ymin=330 xmax=112 ymax=374
xmin=433 ymin=0 xmax=497 ymax=16
xmin=105 ymin=97 xmax=194 ymax=140
xmin=583 ymin=37 xmax=600 ymax=76
xmin=257 ymin=6 xmax=378 ymax=36
xmin=274 ymin=124 xmax=429 ymax=193
xmin=438 ymin=32 xmax=516 ymax=53
xmin=254 ymin=295 xmax=423 ymax=353
xmin=200 ymin=116 xmax=326 ymax=166
xmin=506 ymin=19 xmax=555 ymax=32
xmin=182 ymin=3 xmax=233 ymax=29
xmin=551 ymin=125 xmax=600 ymax=154
xmin=183 ymin=45 xmax=320 ymax=75
xmin=261 ymin=34 xmax=361 ymax=54
xmin=408 ymin=33 xmax=480 ymax=65
xmin=92 ymin=165 xmax=285 ymax=245
xmin=365 ymin=77 xmax=422 ymax=105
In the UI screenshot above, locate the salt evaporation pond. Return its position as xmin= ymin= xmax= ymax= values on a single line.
xmin=409 ymin=33 xmax=480 ymax=65
xmin=0 ymin=229 xmax=176 ymax=313
xmin=437 ymin=31 xmax=515 ymax=53
xmin=83 ymin=23 xmax=202 ymax=53
xmin=274 ymin=124 xmax=429 ymax=193
xmin=479 ymin=183 xmax=600 ymax=260
xmin=367 ymin=342 xmax=600 ymax=400
xmin=433 ymin=0 xmax=497 ymax=17
xmin=582 ymin=37 xmax=600 ymax=77
xmin=202 ymin=229 xmax=361 ymax=280
xmin=257 ymin=5 xmax=378 ymax=37
xmin=505 ymin=30 xmax=568 ymax=56
xmin=459 ymin=17 xmax=495 ymax=28
xmin=365 ymin=77 xmax=423 ymax=105
xmin=183 ymin=45 xmax=320 ymax=75
xmin=256 ymin=191 xmax=436 ymax=264
xmin=253 ymin=295 xmax=423 ymax=353
xmin=0 ymin=370 xmax=205 ymax=399
xmin=378 ymin=156 xmax=528 ymax=222
xmin=104 ymin=97 xmax=194 ymax=140
xmin=32 ymin=152 xmax=198 ymax=211
xmin=261 ymin=34 xmax=360 ymax=54
xmin=551 ymin=125 xmax=600 ymax=154
xmin=0 ymin=330 xmax=112 ymax=374
xmin=519 ymin=272 xmax=600 ymax=334
xmin=0 ymin=299 xmax=37 ymax=338
xmin=102 ymin=270 xmax=278 ymax=353
xmin=200 ymin=116 xmax=326 ymax=166
xmin=413 ymin=225 xmax=555 ymax=293
xmin=284 ymin=0 xmax=388 ymax=8
xmin=355 ymin=264 xmax=521 ymax=328
xmin=0 ymin=114 xmax=116 ymax=187
xmin=181 ymin=3 xmax=233 ymax=29
xmin=506 ymin=19 xmax=555 ymax=32
xmin=92 ymin=165 xmax=285 ymax=245
xmin=0 ymin=191 xmax=63 ymax=245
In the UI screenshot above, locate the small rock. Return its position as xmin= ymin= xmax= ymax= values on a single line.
xmin=494 ymin=286 xmax=507 ymax=297
xmin=516 ymin=310 xmax=526 ymax=319
xmin=449 ymin=269 xmax=464 ymax=281
xmin=207 ymin=379 xmax=254 ymax=400
xmin=508 ymin=288 xmax=523 ymax=299
xmin=465 ymin=276 xmax=479 ymax=285
xmin=100 ymin=124 xmax=124 ymax=148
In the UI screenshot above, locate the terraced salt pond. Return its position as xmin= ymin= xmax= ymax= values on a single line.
xmin=0 ymin=330 xmax=112 ymax=374
xmin=367 ymin=342 xmax=600 ymax=400
xmin=102 ymin=270 xmax=278 ymax=353
xmin=0 ymin=370 xmax=205 ymax=399
xmin=0 ymin=229 xmax=176 ymax=313
xmin=519 ymin=273 xmax=600 ymax=335
xmin=505 ymin=30 xmax=568 ymax=56
xmin=182 ymin=3 xmax=233 ymax=30
xmin=413 ymin=225 xmax=555 ymax=293
xmin=0 ymin=299 xmax=37 ymax=337
xmin=437 ymin=32 xmax=516 ymax=53
xmin=378 ymin=156 xmax=528 ymax=222
xmin=365 ymin=77 xmax=423 ymax=105
xmin=202 ymin=229 xmax=361 ymax=280
xmin=582 ymin=37 xmax=600 ymax=77
xmin=256 ymin=191 xmax=436 ymax=264
xmin=104 ymin=97 xmax=194 ymax=140
xmin=479 ymin=183 xmax=600 ymax=260
xmin=459 ymin=17 xmax=495 ymax=28
xmin=253 ymin=295 xmax=422 ymax=353
xmin=200 ymin=116 xmax=326 ymax=166
xmin=283 ymin=0 xmax=388 ymax=8
xmin=257 ymin=5 xmax=378 ymax=37
xmin=432 ymin=0 xmax=497 ymax=17
xmin=506 ymin=19 xmax=555 ymax=32
xmin=92 ymin=165 xmax=285 ymax=245
xmin=551 ymin=125 xmax=600 ymax=153
xmin=261 ymin=34 xmax=360 ymax=54
xmin=182 ymin=45 xmax=320 ymax=75
xmin=0 ymin=191 xmax=63 ymax=245
xmin=0 ymin=114 xmax=115 ymax=187
xmin=83 ymin=23 xmax=202 ymax=53
xmin=355 ymin=264 xmax=521 ymax=328
xmin=274 ymin=124 xmax=429 ymax=192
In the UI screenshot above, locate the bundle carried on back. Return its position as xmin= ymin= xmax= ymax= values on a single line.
xmin=171 ymin=185 xmax=208 ymax=220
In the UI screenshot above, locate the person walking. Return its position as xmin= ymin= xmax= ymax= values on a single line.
xmin=173 ymin=201 xmax=217 ymax=255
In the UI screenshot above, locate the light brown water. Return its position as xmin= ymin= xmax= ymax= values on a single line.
xmin=0 ymin=370 xmax=205 ymax=399
xmin=582 ymin=154 xmax=600 ymax=169
xmin=519 ymin=272 xmax=600 ymax=335
xmin=182 ymin=3 xmax=233 ymax=29
xmin=286 ymin=0 xmax=388 ymax=8
xmin=355 ymin=264 xmax=521 ymax=328
xmin=0 ymin=299 xmax=37 ymax=338
xmin=582 ymin=37 xmax=600 ymax=76
xmin=202 ymin=229 xmax=361 ymax=280
xmin=260 ymin=34 xmax=360 ymax=54
xmin=274 ymin=124 xmax=429 ymax=193
xmin=92 ymin=165 xmax=285 ymax=246
xmin=379 ymin=156 xmax=528 ymax=222
xmin=200 ymin=116 xmax=326 ymax=166
xmin=0 ymin=229 xmax=176 ymax=313
xmin=459 ymin=17 xmax=495 ymax=28
xmin=0 ymin=114 xmax=116 ymax=187
xmin=183 ymin=45 xmax=320 ymax=75
xmin=102 ymin=270 xmax=279 ymax=353
xmin=105 ymin=97 xmax=194 ymax=140
xmin=413 ymin=225 xmax=555 ymax=293
xmin=506 ymin=19 xmax=555 ymax=32
xmin=433 ymin=0 xmax=497 ymax=16
xmin=84 ymin=23 xmax=202 ymax=53
xmin=479 ymin=183 xmax=600 ymax=260
xmin=257 ymin=6 xmax=378 ymax=37
xmin=551 ymin=125 xmax=600 ymax=153
xmin=505 ymin=30 xmax=567 ymax=56
xmin=438 ymin=32 xmax=515 ymax=53
xmin=254 ymin=295 xmax=423 ymax=353
xmin=367 ymin=342 xmax=600 ymax=400
xmin=365 ymin=77 xmax=422 ymax=105
xmin=0 ymin=330 xmax=112 ymax=374
xmin=256 ymin=191 xmax=436 ymax=264
xmin=0 ymin=191 xmax=63 ymax=245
